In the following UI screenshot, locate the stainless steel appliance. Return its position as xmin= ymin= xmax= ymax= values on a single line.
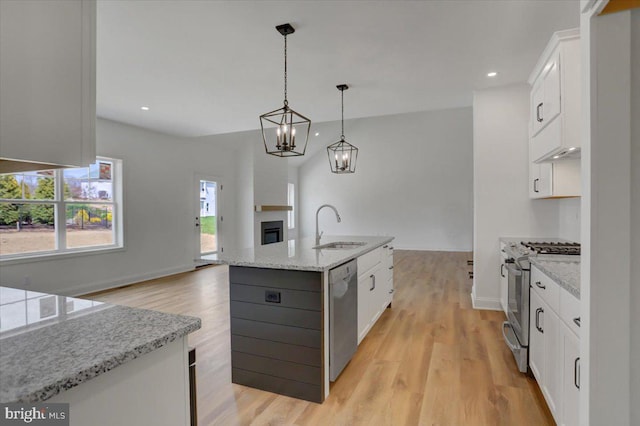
xmin=502 ymin=256 xmax=531 ymax=373
xmin=502 ymin=240 xmax=581 ymax=373
xmin=329 ymin=259 xmax=357 ymax=381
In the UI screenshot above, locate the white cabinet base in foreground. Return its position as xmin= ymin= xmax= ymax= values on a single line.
xmin=49 ymin=338 xmax=190 ymax=426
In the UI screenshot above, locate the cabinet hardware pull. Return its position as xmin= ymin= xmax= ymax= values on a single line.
xmin=535 ymin=281 xmax=546 ymax=290
xmin=383 ymin=245 xmax=388 ymax=248
xmin=534 ymin=178 xmax=540 ymax=193
xmin=573 ymin=317 xmax=580 ymax=327
xmin=536 ymin=102 xmax=543 ymax=122
xmin=574 ymin=357 xmax=580 ymax=389
xmin=370 ymin=274 xmax=376 ymax=291
xmin=500 ymin=264 xmax=505 ymax=278
xmin=389 ymin=289 xmax=394 ymax=294
xmin=535 ymin=307 xmax=544 ymax=333
xmin=389 ymin=247 xmax=394 ymax=250
xmin=389 ymin=266 xmax=394 ymax=270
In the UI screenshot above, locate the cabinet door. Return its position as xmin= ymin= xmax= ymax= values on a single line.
xmin=357 ymin=273 xmax=372 ymax=344
xmin=529 ymin=289 xmax=545 ymax=382
xmin=543 ymin=53 xmax=561 ymax=127
xmin=531 ymin=81 xmax=545 ymax=136
xmin=561 ymin=326 xmax=580 ymax=426
xmin=530 ymin=162 xmax=553 ymax=198
xmin=0 ymin=0 xmax=96 ymax=167
xmin=543 ymin=305 xmax=562 ymax=422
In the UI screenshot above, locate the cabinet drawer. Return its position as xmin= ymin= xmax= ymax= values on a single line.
xmin=531 ymin=266 xmax=560 ymax=313
xmin=357 ymin=247 xmax=382 ymax=277
xmin=560 ymin=289 xmax=580 ymax=337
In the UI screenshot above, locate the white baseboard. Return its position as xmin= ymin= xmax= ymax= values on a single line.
xmin=471 ymin=285 xmax=502 ymax=311
xmin=63 ymin=264 xmax=195 ymax=297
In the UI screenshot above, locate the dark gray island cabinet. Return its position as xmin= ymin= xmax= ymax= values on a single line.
xmin=230 ymin=267 xmax=324 ymax=402
xmin=202 ymin=235 xmax=394 ymax=404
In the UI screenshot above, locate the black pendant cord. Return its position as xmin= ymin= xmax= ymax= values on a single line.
xmin=283 ymin=34 xmax=288 ymax=106
xmin=341 ymin=89 xmax=345 ymax=139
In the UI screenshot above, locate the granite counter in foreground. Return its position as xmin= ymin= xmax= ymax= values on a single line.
xmin=199 ymin=235 xmax=394 ymax=271
xmin=0 ymin=286 xmax=201 ymax=403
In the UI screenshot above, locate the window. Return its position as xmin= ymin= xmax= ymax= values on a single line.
xmin=0 ymin=157 xmax=122 ymax=259
xmin=287 ymin=182 xmax=295 ymax=230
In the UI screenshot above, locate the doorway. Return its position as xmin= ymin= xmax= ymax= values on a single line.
xmin=197 ymin=178 xmax=219 ymax=256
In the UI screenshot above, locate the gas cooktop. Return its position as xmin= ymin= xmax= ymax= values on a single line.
xmin=521 ymin=241 xmax=581 ymax=255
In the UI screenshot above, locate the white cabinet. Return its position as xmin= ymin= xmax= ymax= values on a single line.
xmin=531 ymin=51 xmax=561 ymax=138
xmin=0 ymin=0 xmax=96 ymax=170
xmin=529 ymin=265 xmax=580 ymax=426
xmin=529 ymin=159 xmax=581 ymax=199
xmin=357 ymin=245 xmax=393 ymax=345
xmin=528 ymin=28 xmax=580 ymax=163
xmin=561 ymin=324 xmax=580 ymax=426
xmin=529 ymin=287 xmax=562 ymax=420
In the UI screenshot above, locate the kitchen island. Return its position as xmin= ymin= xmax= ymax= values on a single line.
xmin=201 ymin=235 xmax=394 ymax=403
xmin=0 ymin=286 xmax=201 ymax=425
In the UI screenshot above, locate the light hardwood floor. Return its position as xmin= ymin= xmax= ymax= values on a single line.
xmin=86 ymin=250 xmax=554 ymax=426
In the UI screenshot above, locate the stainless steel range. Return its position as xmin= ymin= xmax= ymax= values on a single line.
xmin=501 ymin=240 xmax=580 ymax=373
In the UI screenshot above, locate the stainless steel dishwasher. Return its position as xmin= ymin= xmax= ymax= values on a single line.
xmin=329 ymin=259 xmax=358 ymax=381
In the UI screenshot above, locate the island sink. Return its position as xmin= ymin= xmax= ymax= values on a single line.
xmin=313 ymin=241 xmax=367 ymax=250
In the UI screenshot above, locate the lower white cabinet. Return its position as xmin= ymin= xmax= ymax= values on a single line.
xmin=529 ymin=288 xmax=562 ymax=420
xmin=561 ymin=324 xmax=580 ymax=426
xmin=529 ymin=265 xmax=580 ymax=426
xmin=499 ymin=244 xmax=508 ymax=315
xmin=357 ymin=245 xmax=393 ymax=344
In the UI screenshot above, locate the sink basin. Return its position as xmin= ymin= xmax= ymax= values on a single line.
xmin=313 ymin=241 xmax=367 ymax=250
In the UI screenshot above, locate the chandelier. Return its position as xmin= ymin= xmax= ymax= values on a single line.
xmin=259 ymin=23 xmax=311 ymax=157
xmin=327 ymin=84 xmax=358 ymax=173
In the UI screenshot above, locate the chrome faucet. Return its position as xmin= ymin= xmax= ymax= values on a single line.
xmin=315 ymin=204 xmax=341 ymax=246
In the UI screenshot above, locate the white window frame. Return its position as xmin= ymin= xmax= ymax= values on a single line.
xmin=287 ymin=182 xmax=295 ymax=230
xmin=0 ymin=157 xmax=124 ymax=264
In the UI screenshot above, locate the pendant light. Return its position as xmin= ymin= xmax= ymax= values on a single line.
xmin=259 ymin=23 xmax=311 ymax=157
xmin=327 ymin=84 xmax=358 ymax=173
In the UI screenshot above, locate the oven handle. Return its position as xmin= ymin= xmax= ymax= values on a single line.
xmin=501 ymin=322 xmax=522 ymax=351
xmin=505 ymin=263 xmax=523 ymax=277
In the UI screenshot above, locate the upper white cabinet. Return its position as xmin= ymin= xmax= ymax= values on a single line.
xmin=529 ymin=159 xmax=581 ymax=199
xmin=528 ymin=28 xmax=580 ymax=163
xmin=0 ymin=0 xmax=96 ymax=170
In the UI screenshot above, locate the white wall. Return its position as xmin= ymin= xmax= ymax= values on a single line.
xmin=631 ymin=9 xmax=639 ymax=426
xmin=298 ymin=107 xmax=474 ymax=251
xmin=0 ymin=119 xmax=239 ymax=295
xmin=472 ymin=84 xmax=563 ymax=309
xmin=558 ymin=197 xmax=581 ymax=242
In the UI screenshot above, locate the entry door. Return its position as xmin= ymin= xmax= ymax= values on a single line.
xmin=197 ymin=178 xmax=220 ymax=256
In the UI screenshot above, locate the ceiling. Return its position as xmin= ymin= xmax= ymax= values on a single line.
xmin=97 ymin=0 xmax=579 ymax=138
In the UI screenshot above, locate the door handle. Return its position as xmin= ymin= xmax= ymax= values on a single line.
xmin=370 ymin=274 xmax=376 ymax=291
xmin=534 ymin=178 xmax=540 ymax=193
xmin=535 ymin=307 xmax=544 ymax=333
xmin=536 ymin=102 xmax=543 ymax=122
xmin=500 ymin=264 xmax=505 ymax=278
xmin=574 ymin=357 xmax=580 ymax=389
xmin=535 ymin=281 xmax=546 ymax=290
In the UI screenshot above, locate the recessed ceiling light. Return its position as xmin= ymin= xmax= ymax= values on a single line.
xmin=140 ymin=106 xmax=150 ymax=111
xmin=553 ymin=155 xmax=560 ymax=159
xmin=315 ymin=132 xmax=320 ymax=137
xmin=487 ymin=72 xmax=498 ymax=78
xmin=568 ymin=147 xmax=577 ymax=151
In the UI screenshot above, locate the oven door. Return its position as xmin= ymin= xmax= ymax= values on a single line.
xmin=506 ymin=261 xmax=530 ymax=346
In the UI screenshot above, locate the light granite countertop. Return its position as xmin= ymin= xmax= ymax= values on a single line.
xmin=0 ymin=286 xmax=201 ymax=403
xmin=498 ymin=237 xmax=581 ymax=298
xmin=200 ymin=235 xmax=394 ymax=272
xmin=530 ymin=257 xmax=581 ymax=299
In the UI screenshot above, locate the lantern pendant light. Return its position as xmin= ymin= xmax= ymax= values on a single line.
xmin=260 ymin=23 xmax=311 ymax=157
xmin=327 ymin=84 xmax=358 ymax=173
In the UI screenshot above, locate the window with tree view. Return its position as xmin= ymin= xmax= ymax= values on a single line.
xmin=0 ymin=158 xmax=122 ymax=258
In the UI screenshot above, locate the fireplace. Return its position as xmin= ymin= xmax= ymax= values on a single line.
xmin=261 ymin=221 xmax=284 ymax=245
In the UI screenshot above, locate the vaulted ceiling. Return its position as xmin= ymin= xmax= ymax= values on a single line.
xmin=97 ymin=0 xmax=579 ymax=138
